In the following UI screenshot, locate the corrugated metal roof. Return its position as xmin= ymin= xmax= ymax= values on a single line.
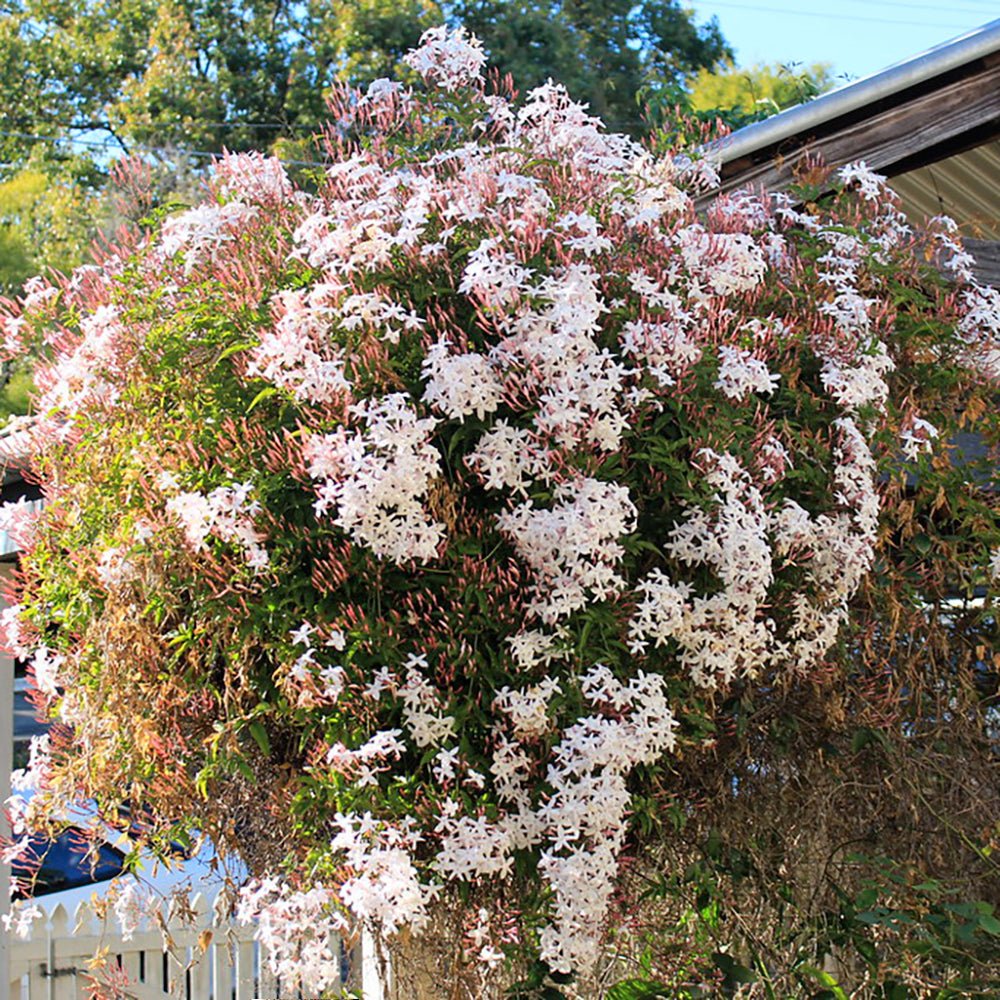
xmin=890 ymin=140 xmax=1000 ymax=239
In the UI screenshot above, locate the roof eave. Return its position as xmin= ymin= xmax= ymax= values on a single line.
xmin=709 ymin=18 xmax=1000 ymax=167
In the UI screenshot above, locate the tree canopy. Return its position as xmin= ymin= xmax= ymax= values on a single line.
xmin=455 ymin=0 xmax=731 ymax=130
xmin=0 ymin=0 xmax=440 ymax=163
xmin=687 ymin=59 xmax=836 ymax=118
xmin=0 ymin=0 xmax=732 ymax=315
xmin=0 ymin=0 xmax=728 ymax=166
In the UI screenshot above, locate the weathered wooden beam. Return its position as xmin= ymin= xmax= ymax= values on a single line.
xmin=716 ymin=55 xmax=1000 ymax=198
xmin=965 ymin=238 xmax=1000 ymax=287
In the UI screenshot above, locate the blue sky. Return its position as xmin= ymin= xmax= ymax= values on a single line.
xmin=686 ymin=0 xmax=998 ymax=82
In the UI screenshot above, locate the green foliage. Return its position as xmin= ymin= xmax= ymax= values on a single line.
xmin=453 ymin=0 xmax=731 ymax=132
xmin=606 ymin=979 xmax=678 ymax=999
xmin=826 ymin=857 xmax=1000 ymax=998
xmin=0 ymin=0 xmax=733 ymax=166
xmin=507 ymin=959 xmax=574 ymax=998
xmin=0 ymin=364 xmax=35 ymax=421
xmin=0 ymin=0 xmax=442 ymax=165
xmin=641 ymin=59 xmax=836 ymax=149
xmin=0 ymin=159 xmax=105 ymax=292
xmin=6 ymin=16 xmax=999 ymax=997
xmin=607 ymin=793 xmax=1000 ymax=996
xmin=688 ymin=60 xmax=836 ymax=118
xmin=0 ymin=0 xmax=735 ymax=301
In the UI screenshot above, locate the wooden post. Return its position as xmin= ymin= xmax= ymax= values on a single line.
xmin=120 ymin=949 xmax=142 ymax=994
xmin=256 ymin=950 xmax=279 ymax=1000
xmin=327 ymin=933 xmax=343 ymax=994
xmin=189 ymin=895 xmax=212 ymax=1000
xmin=211 ymin=935 xmax=231 ymax=1000
xmin=361 ymin=926 xmax=385 ymax=1000
xmin=234 ymin=936 xmax=255 ymax=1000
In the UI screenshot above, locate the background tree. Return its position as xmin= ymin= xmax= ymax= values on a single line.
xmin=0 ymin=0 xmax=444 ymax=411
xmin=0 ymin=149 xmax=109 ymax=419
xmin=0 ymin=154 xmax=106 ymax=292
xmin=687 ymin=58 xmax=836 ymax=118
xmin=0 ymin=0 xmax=732 ymax=296
xmin=454 ymin=0 xmax=731 ymax=130
xmin=0 ymin=0 xmax=441 ymax=164
xmin=1 ymin=0 xmax=730 ymax=162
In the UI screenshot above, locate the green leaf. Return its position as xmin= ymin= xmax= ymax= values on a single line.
xmin=233 ymin=756 xmax=255 ymax=781
xmin=855 ymin=887 xmax=879 ymax=909
xmin=855 ymin=938 xmax=879 ymax=967
xmin=606 ymin=980 xmax=675 ymax=1000
xmin=712 ymin=952 xmax=756 ymax=985
xmin=798 ymin=964 xmax=849 ymax=1000
xmin=249 ymin=721 xmax=271 ymax=756
xmin=850 ymin=727 xmax=881 ymax=752
xmin=216 ymin=340 xmax=257 ymax=363
xmin=247 ymin=386 xmax=278 ymax=413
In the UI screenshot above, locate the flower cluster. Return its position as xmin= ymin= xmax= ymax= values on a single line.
xmin=900 ymin=416 xmax=939 ymax=462
xmin=403 ymin=25 xmax=487 ymax=92
xmin=110 ymin=880 xmax=154 ymax=942
xmin=534 ymin=666 xmax=677 ymax=971
xmin=628 ymin=450 xmax=775 ymax=686
xmin=422 ymin=339 xmax=503 ymax=420
xmin=715 ymin=345 xmax=780 ymax=400
xmin=164 ymin=480 xmax=269 ymax=572
xmin=237 ymin=878 xmax=348 ymax=992
xmin=497 ymin=478 xmax=636 ymax=622
xmin=330 ymin=814 xmax=435 ymax=935
xmin=305 ymin=395 xmax=445 ymax=563
xmin=247 ymin=285 xmax=351 ymax=404
xmin=213 ymin=150 xmax=293 ymax=204
xmin=159 ymin=201 xmax=258 ymax=271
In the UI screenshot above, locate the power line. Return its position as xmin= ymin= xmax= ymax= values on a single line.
xmin=60 ymin=120 xmax=328 ymax=133
xmin=828 ymin=0 xmax=997 ymax=17
xmin=0 ymin=129 xmax=331 ymax=169
xmin=690 ymin=1 xmax=980 ymax=30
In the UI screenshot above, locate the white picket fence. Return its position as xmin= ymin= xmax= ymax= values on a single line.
xmin=8 ymin=894 xmax=366 ymax=999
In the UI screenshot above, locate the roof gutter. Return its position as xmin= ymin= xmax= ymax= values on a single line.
xmin=710 ymin=18 xmax=1000 ymax=166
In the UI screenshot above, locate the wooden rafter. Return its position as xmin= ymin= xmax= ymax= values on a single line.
xmin=965 ymin=238 xmax=1000 ymax=287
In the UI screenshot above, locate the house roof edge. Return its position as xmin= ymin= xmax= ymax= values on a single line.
xmin=708 ymin=19 xmax=1000 ymax=166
